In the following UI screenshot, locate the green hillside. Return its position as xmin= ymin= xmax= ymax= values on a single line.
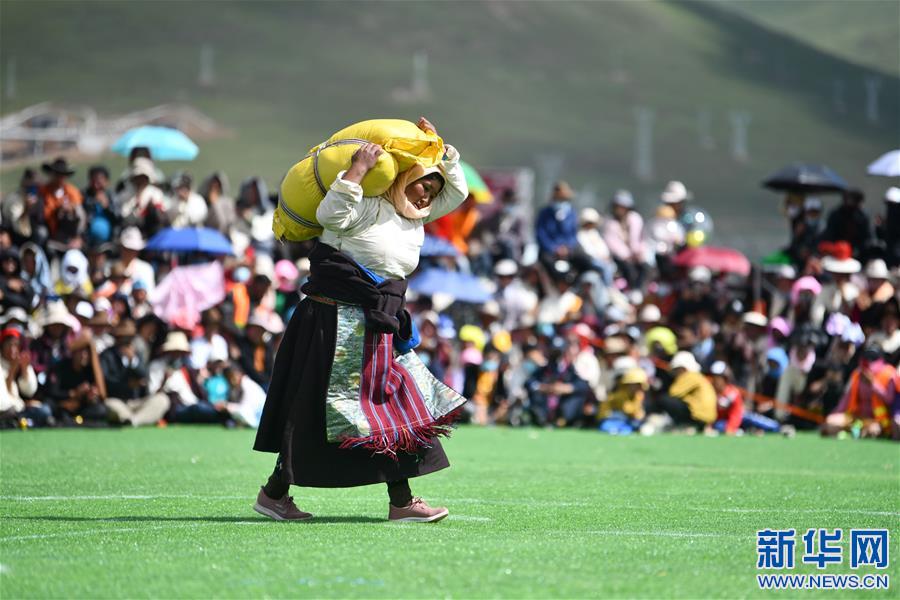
xmin=1 ymin=1 xmax=897 ymax=255
xmin=721 ymin=0 xmax=900 ymax=76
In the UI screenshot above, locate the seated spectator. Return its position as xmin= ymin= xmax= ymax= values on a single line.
xmin=20 ymin=243 xmax=52 ymax=303
xmin=225 ymin=363 xmax=268 ymax=428
xmin=707 ymin=361 xmax=743 ymax=435
xmin=117 ymin=227 xmax=155 ymax=295
xmin=120 ymin=158 xmax=169 ymax=236
xmin=44 ymin=332 xmax=109 ymax=426
xmin=40 ymin=157 xmax=85 ymax=246
xmin=603 ymin=190 xmax=646 ymax=288
xmin=56 ymin=249 xmax=94 ymax=299
xmin=598 ymin=367 xmax=647 ymax=434
xmin=150 ymin=331 xmax=222 ymax=424
xmin=83 ymin=165 xmax=119 ymax=247
xmin=1 ymin=247 xmax=37 ymax=311
xmin=200 ymin=172 xmax=236 ymax=234
xmin=822 ymin=345 xmax=897 ymax=439
xmin=31 ymin=303 xmax=77 ymax=382
xmin=535 ymin=181 xmax=578 ymax=267
xmin=167 ymin=172 xmax=208 ymax=228
xmin=526 ymin=338 xmax=590 ymax=427
xmin=1 ymin=168 xmax=45 ymax=247
xmin=0 ymin=328 xmax=50 ymax=428
xmin=652 ymin=351 xmax=716 ymax=430
xmin=101 ymin=321 xmax=170 ymax=427
xmin=575 ymin=207 xmax=614 ymax=283
xmin=237 ymin=312 xmax=283 ymax=389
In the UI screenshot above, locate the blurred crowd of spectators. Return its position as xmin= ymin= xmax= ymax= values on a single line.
xmin=1 ymin=151 xmax=898 ymax=441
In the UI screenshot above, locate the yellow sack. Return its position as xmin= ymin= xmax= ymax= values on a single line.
xmin=274 ymin=119 xmax=444 ymax=241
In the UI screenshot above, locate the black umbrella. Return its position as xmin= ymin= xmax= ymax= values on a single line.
xmin=762 ymin=163 xmax=850 ymax=194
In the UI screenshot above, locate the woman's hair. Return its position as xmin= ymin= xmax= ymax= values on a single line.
xmin=417 ymin=172 xmax=445 ymax=193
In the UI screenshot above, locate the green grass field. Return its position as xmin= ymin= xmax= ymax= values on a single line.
xmin=1 ymin=426 xmax=897 ymax=598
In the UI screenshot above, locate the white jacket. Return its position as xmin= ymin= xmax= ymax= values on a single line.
xmin=0 ymin=358 xmax=38 ymax=413
xmin=316 ymin=146 xmax=468 ymax=279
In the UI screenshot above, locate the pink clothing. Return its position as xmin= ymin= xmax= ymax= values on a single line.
xmin=603 ymin=212 xmax=646 ymax=261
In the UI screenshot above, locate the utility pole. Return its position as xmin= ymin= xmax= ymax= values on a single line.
xmin=633 ymin=107 xmax=655 ymax=181
xmin=199 ymin=44 xmax=215 ymax=88
xmin=729 ymin=110 xmax=751 ymax=163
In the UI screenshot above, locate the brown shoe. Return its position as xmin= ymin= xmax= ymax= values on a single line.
xmin=388 ymin=497 xmax=449 ymax=522
xmin=253 ymin=487 xmax=313 ymax=521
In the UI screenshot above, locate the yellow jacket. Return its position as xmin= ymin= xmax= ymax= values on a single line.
xmin=668 ymin=371 xmax=717 ymax=424
xmin=600 ymin=387 xmax=645 ymax=420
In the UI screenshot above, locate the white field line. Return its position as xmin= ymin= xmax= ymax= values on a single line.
xmin=0 ymin=494 xmax=247 ymax=501
xmin=449 ymin=515 xmax=492 ymax=522
xmin=2 ymin=495 xmax=895 ymax=517
xmin=579 ymin=529 xmax=743 ymax=539
xmin=0 ymin=522 xmax=210 ymax=542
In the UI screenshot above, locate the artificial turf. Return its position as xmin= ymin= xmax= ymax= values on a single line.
xmin=0 ymin=425 xmax=897 ymax=599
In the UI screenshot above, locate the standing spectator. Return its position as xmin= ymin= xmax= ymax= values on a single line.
xmin=83 ymin=165 xmax=119 ymax=247
xmin=821 ymin=189 xmax=874 ymax=259
xmin=0 ymin=328 xmax=50 ymax=427
xmin=40 ymin=158 xmax=85 ymax=245
xmin=878 ymin=187 xmax=900 ymax=268
xmin=603 ymin=190 xmax=646 ymax=288
xmin=787 ymin=197 xmax=824 ymax=266
xmin=535 ymin=181 xmax=578 ymax=267
xmin=167 ymin=172 xmax=208 ymax=228
xmin=120 ymin=158 xmax=168 ymax=236
xmin=481 ymin=188 xmax=529 ymax=262
xmin=101 ymin=321 xmax=170 ymax=426
xmin=201 ymin=172 xmax=236 ymax=234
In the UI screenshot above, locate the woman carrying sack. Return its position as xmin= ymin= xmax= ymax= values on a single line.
xmin=253 ymin=118 xmax=469 ymax=523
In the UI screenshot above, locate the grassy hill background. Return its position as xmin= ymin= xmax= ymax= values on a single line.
xmin=1 ymin=0 xmax=897 ymax=256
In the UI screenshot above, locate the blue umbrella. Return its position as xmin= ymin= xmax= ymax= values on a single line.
xmin=111 ymin=126 xmax=199 ymax=161
xmin=421 ymin=234 xmax=460 ymax=257
xmin=145 ymin=227 xmax=234 ymax=255
xmin=410 ymin=268 xmax=492 ymax=304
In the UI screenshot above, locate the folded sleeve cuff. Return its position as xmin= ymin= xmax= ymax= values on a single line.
xmin=332 ymin=170 xmax=364 ymax=198
xmin=443 ymin=144 xmax=460 ymax=165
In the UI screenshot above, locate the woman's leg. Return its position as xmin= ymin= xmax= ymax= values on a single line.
xmin=387 ymin=479 xmax=413 ymax=507
xmin=262 ymin=455 xmax=290 ymax=499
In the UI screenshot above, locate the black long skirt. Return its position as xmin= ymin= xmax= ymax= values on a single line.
xmin=253 ymin=298 xmax=450 ymax=488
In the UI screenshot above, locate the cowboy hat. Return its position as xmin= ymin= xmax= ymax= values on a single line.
xmin=670 ymin=351 xmax=701 ymax=372
xmin=661 ymin=180 xmax=692 ymax=204
xmin=119 ymin=227 xmax=146 ymax=251
xmin=129 ymin=157 xmax=156 ymax=180
xmin=822 ymin=256 xmax=861 ymax=275
xmin=111 ymin=320 xmax=137 ymax=339
xmin=41 ymin=157 xmax=75 ymax=177
xmin=161 ymin=331 xmax=191 ymax=353
xmin=864 ymin=258 xmax=889 ymax=280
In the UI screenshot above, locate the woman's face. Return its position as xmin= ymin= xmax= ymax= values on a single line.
xmin=404 ymin=176 xmax=443 ymax=211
